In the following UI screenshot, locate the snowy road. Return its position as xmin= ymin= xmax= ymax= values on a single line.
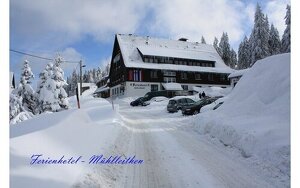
xmin=76 ymin=100 xmax=279 ymax=188
xmin=10 ymin=97 xmax=286 ymax=188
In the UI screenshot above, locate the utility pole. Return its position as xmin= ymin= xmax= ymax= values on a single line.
xmin=79 ymin=60 xmax=83 ymax=95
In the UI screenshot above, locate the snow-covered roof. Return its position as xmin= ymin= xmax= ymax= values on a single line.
xmin=116 ymin=34 xmax=233 ymax=74
xmin=94 ymin=86 xmax=109 ymax=93
xmin=228 ymin=69 xmax=249 ymax=78
xmin=78 ymin=83 xmax=95 ymax=87
xmin=162 ymin=83 xmax=183 ymax=90
xmin=138 ymin=46 xmax=216 ymax=62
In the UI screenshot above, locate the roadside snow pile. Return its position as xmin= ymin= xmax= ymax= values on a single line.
xmin=193 ymin=54 xmax=290 ymax=178
xmin=193 ymin=86 xmax=231 ymax=97
xmin=10 ymin=97 xmax=119 ymax=187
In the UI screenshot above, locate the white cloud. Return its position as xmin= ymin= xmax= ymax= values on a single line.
xmin=148 ymin=0 xmax=248 ymax=47
xmin=245 ymin=3 xmax=255 ymax=25
xmin=10 ymin=0 xmax=290 ymax=54
xmin=10 ymin=0 xmax=149 ymax=49
xmin=264 ymin=0 xmax=290 ymax=37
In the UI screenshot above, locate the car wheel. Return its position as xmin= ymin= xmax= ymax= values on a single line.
xmin=193 ymin=110 xmax=199 ymax=115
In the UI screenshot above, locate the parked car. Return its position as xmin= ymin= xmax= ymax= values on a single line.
xmin=200 ymin=98 xmax=225 ymax=113
xmin=143 ymin=90 xmax=188 ymax=101
xmin=182 ymin=97 xmax=221 ymax=115
xmin=167 ymin=98 xmax=195 ymax=113
xmin=130 ymin=97 xmax=149 ymax=106
xmin=213 ymin=101 xmax=224 ymax=110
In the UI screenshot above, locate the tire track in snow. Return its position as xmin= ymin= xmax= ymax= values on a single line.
xmin=115 ymin=103 xmax=277 ymax=188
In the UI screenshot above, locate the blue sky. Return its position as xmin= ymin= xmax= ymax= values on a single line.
xmin=10 ymin=0 xmax=290 ymax=86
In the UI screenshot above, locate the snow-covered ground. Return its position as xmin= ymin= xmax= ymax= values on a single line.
xmin=10 ymin=54 xmax=290 ymax=187
xmin=192 ymin=53 xmax=290 ymax=185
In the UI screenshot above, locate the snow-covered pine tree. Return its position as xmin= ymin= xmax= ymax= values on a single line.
xmin=14 ymin=60 xmax=38 ymax=114
xmin=38 ymin=55 xmax=69 ymax=112
xmin=249 ymin=3 xmax=270 ymax=66
xmin=230 ymin=49 xmax=237 ymax=69
xmin=269 ymin=24 xmax=281 ymax=55
xmin=92 ymin=68 xmax=97 ymax=83
xmin=281 ymin=5 xmax=291 ymax=53
xmin=22 ymin=60 xmax=34 ymax=83
xmin=64 ymin=75 xmax=72 ymax=96
xmin=213 ymin=37 xmax=221 ymax=56
xmin=103 ymin=63 xmax=111 ymax=76
xmin=83 ymin=70 xmax=89 ymax=83
xmin=219 ymin=32 xmax=231 ymax=67
xmin=36 ymin=63 xmax=53 ymax=95
xmin=52 ymin=55 xmax=69 ymax=109
xmin=88 ymin=71 xmax=94 ymax=83
xmin=70 ymin=69 xmax=78 ymax=96
xmin=238 ymin=36 xmax=251 ymax=69
xmin=201 ymin=36 xmax=206 ymax=44
xmin=96 ymin=67 xmax=103 ymax=82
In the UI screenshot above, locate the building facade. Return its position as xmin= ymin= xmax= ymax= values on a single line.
xmin=108 ymin=34 xmax=233 ymax=97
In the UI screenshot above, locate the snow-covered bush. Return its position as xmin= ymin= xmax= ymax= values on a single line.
xmin=9 ymin=93 xmax=33 ymax=124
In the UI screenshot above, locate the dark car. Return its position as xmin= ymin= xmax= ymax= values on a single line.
xmin=130 ymin=97 xmax=149 ymax=106
xmin=167 ymin=98 xmax=195 ymax=113
xmin=182 ymin=97 xmax=220 ymax=115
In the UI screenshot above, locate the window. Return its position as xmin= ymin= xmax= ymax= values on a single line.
xmin=144 ymin=57 xmax=149 ymax=62
xmin=181 ymin=72 xmax=188 ymax=80
xmin=163 ymin=71 xmax=176 ymax=76
xmin=195 ymin=73 xmax=201 ymax=80
xmin=164 ymin=77 xmax=176 ymax=83
xmin=220 ymin=74 xmax=226 ymax=81
xmin=208 ymin=74 xmax=214 ymax=81
xmin=151 ymin=84 xmax=158 ymax=91
xmin=182 ymin=85 xmax=188 ymax=90
xmin=128 ymin=70 xmax=143 ymax=81
xmin=149 ymin=58 xmax=153 ymax=63
xmin=150 ymin=70 xmax=158 ymax=78
xmin=186 ymin=98 xmax=194 ymax=103
xmin=154 ymin=57 xmax=158 ymax=63
xmin=113 ymin=53 xmax=120 ymax=63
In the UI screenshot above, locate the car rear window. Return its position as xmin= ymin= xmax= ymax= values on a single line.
xmin=169 ymin=100 xmax=176 ymax=105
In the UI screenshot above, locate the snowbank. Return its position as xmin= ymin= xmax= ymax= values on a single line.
xmin=193 ymin=86 xmax=231 ymax=97
xmin=81 ymin=84 xmax=97 ymax=97
xmin=193 ymin=54 xmax=290 ymax=181
xmin=10 ymin=97 xmax=119 ymax=187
